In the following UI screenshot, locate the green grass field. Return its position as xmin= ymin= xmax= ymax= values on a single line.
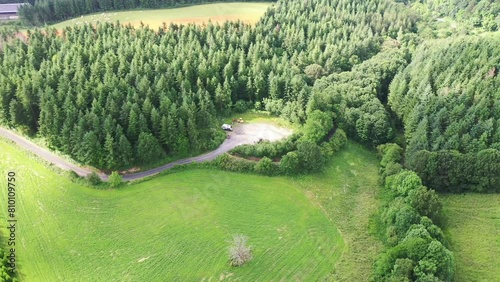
xmin=296 ymin=142 xmax=383 ymax=280
xmin=0 ymin=137 xmax=381 ymax=281
xmin=49 ymin=2 xmax=272 ymax=30
xmin=439 ymin=194 xmax=500 ymax=282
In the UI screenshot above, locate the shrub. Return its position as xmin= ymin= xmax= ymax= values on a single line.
xmin=263 ymin=98 xmax=284 ymax=115
xmin=255 ymin=142 xmax=278 ymax=158
xmin=382 ymin=162 xmax=403 ymax=180
xmin=321 ymin=129 xmax=348 ymax=157
xmin=254 ymin=157 xmax=278 ymax=176
xmin=378 ymin=143 xmax=404 ymax=181
xmin=64 ymin=170 xmax=81 ymax=181
xmin=378 ymin=143 xmax=403 ymax=168
xmin=321 ymin=141 xmax=334 ymax=157
xmin=233 ymin=100 xmax=249 ymax=113
xmin=230 ymin=133 xmax=301 ymax=159
xmin=328 ymin=128 xmax=347 ymax=153
xmin=297 ymin=140 xmax=325 ymax=172
xmin=280 ymin=151 xmax=300 ymax=175
xmin=108 ymin=171 xmax=123 ymax=188
xmin=228 ymin=235 xmax=252 ymax=267
xmin=213 ymin=154 xmax=255 ymax=173
xmin=86 ymin=172 xmax=102 ymax=186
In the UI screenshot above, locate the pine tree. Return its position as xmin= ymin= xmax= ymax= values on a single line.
xmin=104 ymin=133 xmax=117 ymax=169
xmin=136 ymin=132 xmax=166 ymax=164
xmin=116 ymin=130 xmax=133 ymax=167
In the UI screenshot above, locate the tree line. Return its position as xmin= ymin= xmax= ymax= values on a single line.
xmin=374 ymin=143 xmax=454 ymax=282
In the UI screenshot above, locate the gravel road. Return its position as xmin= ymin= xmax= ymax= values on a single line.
xmin=0 ymin=123 xmax=292 ymax=181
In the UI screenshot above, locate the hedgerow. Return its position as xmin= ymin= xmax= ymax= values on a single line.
xmin=373 ymin=144 xmax=454 ymax=282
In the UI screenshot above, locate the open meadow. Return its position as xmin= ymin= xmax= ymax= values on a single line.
xmin=0 ymin=136 xmax=382 ymax=281
xmin=439 ymin=194 xmax=500 ymax=282
xmin=296 ymin=141 xmax=383 ymax=280
xmin=49 ymin=2 xmax=272 ymax=30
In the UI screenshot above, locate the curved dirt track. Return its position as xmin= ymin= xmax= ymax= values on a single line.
xmin=0 ymin=123 xmax=292 ymax=181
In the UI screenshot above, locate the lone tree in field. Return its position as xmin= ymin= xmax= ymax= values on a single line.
xmin=228 ymin=235 xmax=252 ymax=267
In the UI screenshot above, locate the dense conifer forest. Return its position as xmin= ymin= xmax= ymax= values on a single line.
xmin=409 ymin=0 xmax=499 ymax=32
xmin=1 ymin=0 xmax=418 ymax=169
xmin=390 ymin=34 xmax=499 ymax=192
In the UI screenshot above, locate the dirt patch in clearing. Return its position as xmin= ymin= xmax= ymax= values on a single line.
xmin=218 ymin=122 xmax=293 ymax=155
xmin=228 ymin=122 xmax=292 ymax=143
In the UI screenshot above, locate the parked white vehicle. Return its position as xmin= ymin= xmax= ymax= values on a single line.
xmin=221 ymin=124 xmax=233 ymax=131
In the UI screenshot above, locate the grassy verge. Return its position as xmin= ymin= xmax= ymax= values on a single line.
xmin=438 ymin=194 xmax=500 ymax=282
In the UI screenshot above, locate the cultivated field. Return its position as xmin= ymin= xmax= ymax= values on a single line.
xmin=50 ymin=2 xmax=272 ymax=30
xmin=439 ymin=194 xmax=500 ymax=282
